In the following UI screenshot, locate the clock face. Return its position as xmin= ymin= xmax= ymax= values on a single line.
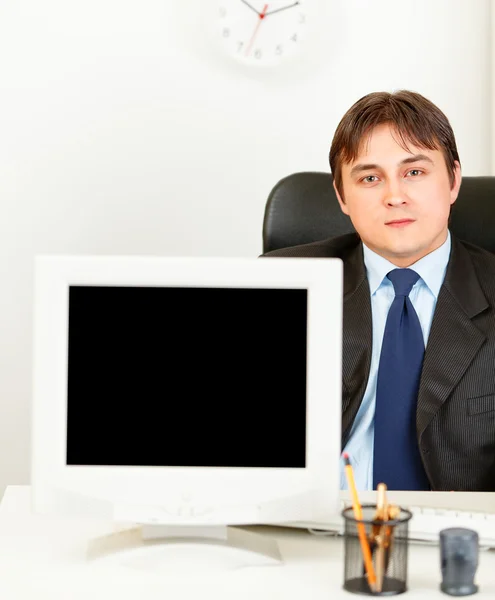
xmin=213 ymin=1 xmax=309 ymax=67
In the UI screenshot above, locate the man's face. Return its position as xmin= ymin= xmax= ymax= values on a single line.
xmin=335 ymin=123 xmax=462 ymax=267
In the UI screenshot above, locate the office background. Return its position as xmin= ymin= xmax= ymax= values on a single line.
xmin=0 ymin=0 xmax=492 ymax=495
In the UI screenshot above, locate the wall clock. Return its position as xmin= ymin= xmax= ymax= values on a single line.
xmin=211 ymin=1 xmax=311 ymax=67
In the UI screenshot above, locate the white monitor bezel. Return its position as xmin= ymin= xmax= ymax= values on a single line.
xmin=31 ymin=255 xmax=342 ymax=525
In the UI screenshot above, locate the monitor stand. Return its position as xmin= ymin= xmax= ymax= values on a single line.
xmin=86 ymin=524 xmax=283 ymax=570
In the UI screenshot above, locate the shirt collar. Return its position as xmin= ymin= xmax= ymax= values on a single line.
xmin=363 ymin=230 xmax=451 ymax=298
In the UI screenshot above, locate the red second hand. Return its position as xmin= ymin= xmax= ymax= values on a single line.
xmin=245 ymin=4 xmax=268 ymax=57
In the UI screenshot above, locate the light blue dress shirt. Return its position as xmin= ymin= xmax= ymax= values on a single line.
xmin=340 ymin=231 xmax=452 ymax=491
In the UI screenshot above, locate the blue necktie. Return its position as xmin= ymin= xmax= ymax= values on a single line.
xmin=373 ymin=268 xmax=430 ymax=490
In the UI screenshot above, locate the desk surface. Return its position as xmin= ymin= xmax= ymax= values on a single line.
xmin=1 ymin=486 xmax=495 ymax=600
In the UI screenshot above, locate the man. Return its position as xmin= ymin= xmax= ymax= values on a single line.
xmin=264 ymin=90 xmax=495 ymax=492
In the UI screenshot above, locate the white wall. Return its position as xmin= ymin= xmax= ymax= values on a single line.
xmin=0 ymin=0 xmax=491 ymax=495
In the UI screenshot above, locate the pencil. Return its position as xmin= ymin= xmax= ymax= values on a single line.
xmin=375 ymin=483 xmax=388 ymax=592
xmin=343 ymin=453 xmax=377 ymax=591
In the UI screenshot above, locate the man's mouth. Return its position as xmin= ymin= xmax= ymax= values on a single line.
xmin=385 ymin=219 xmax=415 ymax=228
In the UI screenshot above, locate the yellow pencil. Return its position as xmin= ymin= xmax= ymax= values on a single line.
xmin=343 ymin=453 xmax=377 ymax=592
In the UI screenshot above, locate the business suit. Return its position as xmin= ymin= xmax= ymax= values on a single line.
xmin=264 ymin=232 xmax=495 ymax=491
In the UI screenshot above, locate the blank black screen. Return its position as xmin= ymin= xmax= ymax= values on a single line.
xmin=67 ymin=286 xmax=307 ymax=468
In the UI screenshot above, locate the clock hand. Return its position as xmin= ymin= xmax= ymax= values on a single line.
xmin=245 ymin=4 xmax=268 ymax=57
xmin=240 ymin=0 xmax=261 ymax=17
xmin=265 ymin=1 xmax=299 ymax=17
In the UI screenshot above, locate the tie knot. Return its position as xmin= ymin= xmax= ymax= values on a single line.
xmin=387 ymin=268 xmax=420 ymax=297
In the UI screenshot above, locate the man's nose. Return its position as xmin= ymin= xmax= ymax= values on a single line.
xmin=383 ymin=179 xmax=408 ymax=206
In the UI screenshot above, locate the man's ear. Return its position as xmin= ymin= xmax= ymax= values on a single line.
xmin=450 ymin=160 xmax=462 ymax=205
xmin=333 ymin=180 xmax=349 ymax=216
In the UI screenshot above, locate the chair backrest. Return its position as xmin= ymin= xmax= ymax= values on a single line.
xmin=262 ymin=172 xmax=495 ymax=254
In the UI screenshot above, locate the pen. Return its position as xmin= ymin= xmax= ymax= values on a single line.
xmin=343 ymin=453 xmax=377 ymax=592
xmin=386 ymin=504 xmax=400 ymax=557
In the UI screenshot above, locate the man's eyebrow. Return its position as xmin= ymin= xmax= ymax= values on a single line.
xmin=400 ymin=154 xmax=434 ymax=166
xmin=349 ymin=163 xmax=379 ymax=177
xmin=349 ymin=154 xmax=434 ymax=177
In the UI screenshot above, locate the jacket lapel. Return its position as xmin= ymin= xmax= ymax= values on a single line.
xmin=417 ymin=236 xmax=488 ymax=440
xmin=342 ymin=243 xmax=373 ymax=442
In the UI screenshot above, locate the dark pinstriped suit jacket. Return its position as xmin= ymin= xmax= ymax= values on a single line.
xmin=264 ymin=232 xmax=495 ymax=491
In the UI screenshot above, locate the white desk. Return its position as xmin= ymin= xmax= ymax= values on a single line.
xmin=1 ymin=486 xmax=495 ymax=599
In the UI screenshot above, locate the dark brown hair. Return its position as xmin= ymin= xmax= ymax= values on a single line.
xmin=329 ymin=90 xmax=460 ymax=199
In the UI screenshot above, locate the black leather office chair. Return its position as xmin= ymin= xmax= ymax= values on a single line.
xmin=262 ymin=172 xmax=495 ymax=254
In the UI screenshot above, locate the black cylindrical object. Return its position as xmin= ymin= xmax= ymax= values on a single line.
xmin=440 ymin=528 xmax=479 ymax=596
xmin=342 ymin=504 xmax=412 ymax=596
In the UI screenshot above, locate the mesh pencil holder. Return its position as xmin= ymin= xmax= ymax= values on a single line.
xmin=342 ymin=504 xmax=413 ymax=596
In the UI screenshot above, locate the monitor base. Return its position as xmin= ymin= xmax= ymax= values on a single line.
xmin=86 ymin=525 xmax=283 ymax=570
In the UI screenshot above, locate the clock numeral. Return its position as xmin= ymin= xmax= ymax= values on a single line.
xmin=219 ymin=7 xmax=227 ymax=17
xmin=291 ymin=33 xmax=298 ymax=42
xmin=222 ymin=27 xmax=230 ymax=38
xmin=237 ymin=41 xmax=244 ymax=53
xmin=254 ymin=49 xmax=262 ymax=59
xmin=275 ymin=45 xmax=283 ymax=55
xmin=298 ymin=13 xmax=306 ymax=24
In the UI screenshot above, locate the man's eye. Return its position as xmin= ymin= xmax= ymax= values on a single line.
xmin=363 ymin=175 xmax=378 ymax=183
xmin=406 ymin=169 xmax=422 ymax=177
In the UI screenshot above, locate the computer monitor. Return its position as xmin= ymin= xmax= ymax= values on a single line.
xmin=31 ymin=255 xmax=342 ymax=528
